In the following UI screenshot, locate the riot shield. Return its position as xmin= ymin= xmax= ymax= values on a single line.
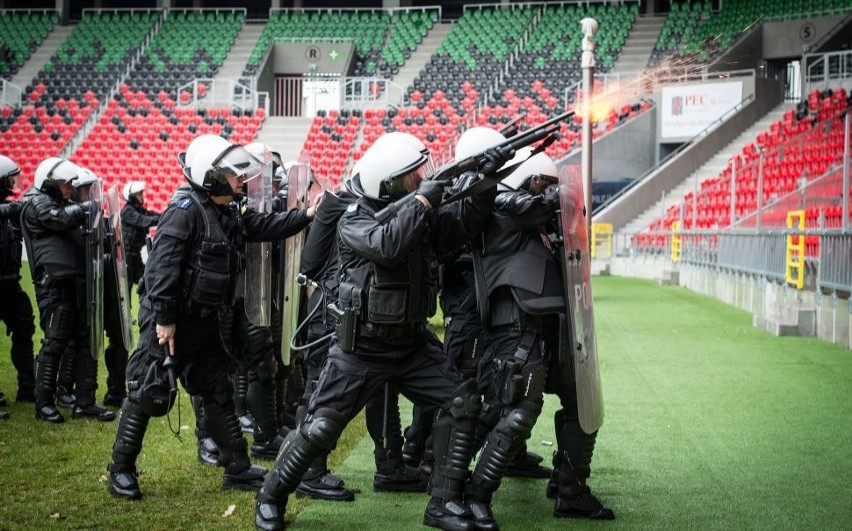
xmin=86 ymin=180 xmax=105 ymax=360
xmin=557 ymin=164 xmax=604 ymax=434
xmin=244 ymin=150 xmax=274 ymax=326
xmin=280 ymin=152 xmax=310 ymax=365
xmin=107 ymin=185 xmax=134 ymax=350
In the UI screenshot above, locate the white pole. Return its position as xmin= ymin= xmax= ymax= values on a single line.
xmin=581 ymin=17 xmax=598 ymax=243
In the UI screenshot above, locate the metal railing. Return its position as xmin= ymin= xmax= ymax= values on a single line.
xmin=804 ymin=50 xmax=852 ymax=93
xmin=593 ymin=92 xmax=755 ymax=217
xmin=0 ymin=80 xmax=22 ymax=108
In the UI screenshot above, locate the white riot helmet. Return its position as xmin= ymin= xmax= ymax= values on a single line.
xmin=454 ymin=126 xmax=506 ymax=162
xmin=0 ymin=154 xmax=21 ymax=196
xmin=370 ymin=131 xmax=435 ymax=175
xmin=187 ymin=136 xmax=264 ymax=197
xmin=74 ymin=167 xmax=100 ymax=189
xmin=123 ymin=180 xmax=146 ymax=201
xmin=178 ymin=134 xmax=226 ymax=179
xmin=34 ymin=157 xmax=80 ymax=200
xmin=499 ymin=150 xmax=558 ymax=192
xmin=351 ymin=136 xmax=429 ymax=201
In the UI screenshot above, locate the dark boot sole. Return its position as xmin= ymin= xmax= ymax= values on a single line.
xmin=108 ymin=485 xmax=142 ymax=500
xmin=295 ymin=487 xmax=355 ymax=502
xmin=221 ymin=479 xmax=265 ymax=492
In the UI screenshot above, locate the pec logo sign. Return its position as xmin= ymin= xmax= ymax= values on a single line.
xmin=672 ymin=95 xmax=683 ymax=116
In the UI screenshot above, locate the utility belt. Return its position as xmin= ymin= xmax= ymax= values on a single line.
xmin=358 ymin=321 xmax=422 ymax=340
xmin=492 ymin=313 xmax=554 ymax=335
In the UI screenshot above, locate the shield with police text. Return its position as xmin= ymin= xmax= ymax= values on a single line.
xmin=86 ymin=180 xmax=105 ymax=360
xmin=280 ymin=152 xmax=311 ymax=365
xmin=557 ymin=164 xmax=603 ymax=434
xmin=244 ymin=148 xmax=274 ymax=326
xmin=107 ymin=185 xmax=134 ymax=350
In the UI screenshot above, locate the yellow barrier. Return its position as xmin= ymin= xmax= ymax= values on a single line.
xmin=670 ymin=220 xmax=681 ymax=263
xmin=785 ymin=210 xmax=805 ymax=289
xmin=591 ymin=222 xmax=612 ymax=258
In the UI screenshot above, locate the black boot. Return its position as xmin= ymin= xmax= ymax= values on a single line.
xmin=56 ymin=347 xmax=76 ymax=409
xmin=552 ymin=411 xmax=613 ymax=520
xmin=505 ymin=444 xmax=550 ymax=478
xmin=34 ymin=353 xmax=64 ymax=423
xmin=191 ymin=395 xmax=222 ymax=466
xmin=424 ymin=380 xmax=481 ymax=531
xmin=296 ymin=454 xmax=354 ymax=501
xmin=73 ymin=403 xmax=116 ymax=421
xmin=198 ymin=436 xmax=222 ymax=467
xmin=208 ymin=410 xmax=267 ymax=492
xmin=107 ymin=400 xmax=150 ymax=500
xmin=554 ymin=483 xmax=615 ymax=520
xmin=256 ymin=408 xmax=348 ymax=530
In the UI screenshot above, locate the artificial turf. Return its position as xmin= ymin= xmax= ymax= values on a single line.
xmin=0 ymin=275 xmax=850 ymax=529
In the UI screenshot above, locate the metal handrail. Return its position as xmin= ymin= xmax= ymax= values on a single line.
xmin=593 ymin=92 xmax=755 ymax=217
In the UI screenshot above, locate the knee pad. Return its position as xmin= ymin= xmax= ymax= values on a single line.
xmin=447 ymin=378 xmax=482 ymax=421
xmin=500 ymin=399 xmax=542 ymax=440
xmin=301 ymin=407 xmax=346 ymax=452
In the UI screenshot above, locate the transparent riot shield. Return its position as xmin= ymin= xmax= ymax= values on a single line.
xmin=558 ymin=164 xmax=604 ymax=434
xmin=86 ymin=180 xmax=105 ymax=360
xmin=107 ymin=185 xmax=134 ymax=350
xmin=280 ymin=152 xmax=310 ymax=365
xmin=244 ymin=151 xmax=274 ymax=326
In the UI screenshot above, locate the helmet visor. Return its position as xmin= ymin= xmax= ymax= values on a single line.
xmin=213 ymin=145 xmax=264 ymax=183
xmin=5 ymin=173 xmax=21 ymax=193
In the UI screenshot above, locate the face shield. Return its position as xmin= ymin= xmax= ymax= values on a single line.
xmin=4 ymin=173 xmax=21 ymax=193
xmin=383 ymin=158 xmax=430 ymax=200
xmin=211 ymin=145 xmax=264 ymax=185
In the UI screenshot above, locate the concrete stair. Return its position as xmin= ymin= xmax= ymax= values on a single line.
xmin=390 ymin=21 xmax=452 ymax=105
xmin=622 ymin=102 xmax=796 ymax=235
xmin=217 ymin=22 xmax=265 ymax=81
xmin=253 ymin=116 xmax=314 ymax=162
xmin=11 ymin=25 xmax=74 ymax=90
xmin=613 ymin=16 xmax=665 ymax=74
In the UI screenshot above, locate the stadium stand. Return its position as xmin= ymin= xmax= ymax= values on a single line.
xmin=0 ymin=10 xmax=57 ymax=79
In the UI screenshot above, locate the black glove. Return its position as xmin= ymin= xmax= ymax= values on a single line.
xmin=480 ymin=146 xmax=516 ymax=176
xmin=543 ymin=183 xmax=560 ymax=206
xmin=416 ymin=179 xmax=448 ymax=209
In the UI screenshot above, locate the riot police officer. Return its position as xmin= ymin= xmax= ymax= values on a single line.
xmin=255 ymin=138 xmax=513 ymax=531
xmin=61 ymin=169 xmax=115 ymax=421
xmin=106 ymin=135 xmax=318 ymax=500
xmin=120 ymin=181 xmax=160 ymax=289
xmin=465 ymin=152 xmax=613 ymax=528
xmin=19 ymin=157 xmax=94 ymax=423
xmin=0 ymin=155 xmax=36 ymax=416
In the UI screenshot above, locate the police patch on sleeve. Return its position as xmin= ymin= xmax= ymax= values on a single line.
xmin=342 ymin=203 xmax=359 ymax=217
xmin=177 ymin=198 xmax=193 ymax=210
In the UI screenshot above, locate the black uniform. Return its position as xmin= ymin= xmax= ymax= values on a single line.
xmin=106 ymin=188 xmax=311 ymax=500
xmin=20 ymin=190 xmax=89 ymax=423
xmin=467 ymin=186 xmax=613 ymax=525
xmin=256 ymin=186 xmax=497 ymax=531
xmin=120 ymin=200 xmax=159 ymax=287
xmin=0 ymin=198 xmax=36 ymax=406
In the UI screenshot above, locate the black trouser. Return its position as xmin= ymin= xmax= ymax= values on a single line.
xmin=33 ymin=277 xmax=87 ymax=408
xmin=0 ymin=279 xmax=36 ymax=396
xmin=114 ymin=300 xmax=251 ymax=474
xmin=261 ymin=329 xmax=478 ymax=505
xmin=466 ymin=326 xmax=551 ymax=503
xmin=103 ymin=289 xmax=128 ymax=399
